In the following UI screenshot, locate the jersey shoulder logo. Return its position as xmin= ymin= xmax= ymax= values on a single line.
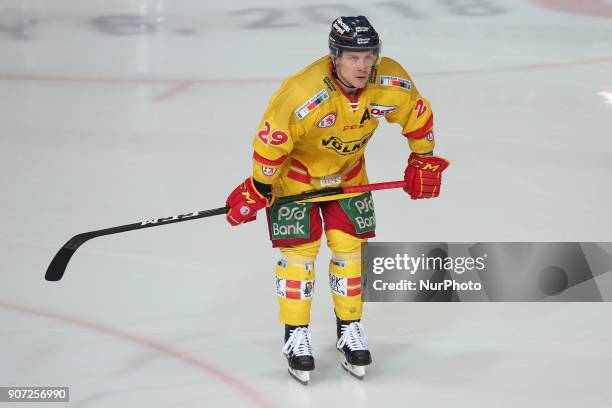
xmin=295 ymin=89 xmax=330 ymax=120
xmin=380 ymin=75 xmax=411 ymax=90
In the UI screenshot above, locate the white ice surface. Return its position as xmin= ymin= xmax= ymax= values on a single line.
xmin=1 ymin=1 xmax=612 ymax=407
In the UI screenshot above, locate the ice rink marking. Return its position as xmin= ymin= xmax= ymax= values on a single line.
xmin=0 ymin=301 xmax=273 ymax=408
xmin=1 ymin=55 xmax=611 ymax=102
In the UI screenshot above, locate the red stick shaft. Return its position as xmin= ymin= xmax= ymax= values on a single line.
xmin=343 ymin=180 xmax=406 ymax=193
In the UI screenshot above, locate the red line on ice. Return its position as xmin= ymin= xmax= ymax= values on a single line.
xmin=154 ymin=81 xmax=196 ymax=101
xmin=0 ymin=301 xmax=273 ymax=408
xmin=530 ymin=0 xmax=612 ymax=18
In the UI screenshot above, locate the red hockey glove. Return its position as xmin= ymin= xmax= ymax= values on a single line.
xmin=226 ymin=177 xmax=272 ymax=226
xmin=404 ymin=153 xmax=450 ymax=199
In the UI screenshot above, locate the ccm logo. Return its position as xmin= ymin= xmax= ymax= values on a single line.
xmin=409 ymin=158 xmax=441 ymax=171
xmin=258 ymin=121 xmax=289 ymax=146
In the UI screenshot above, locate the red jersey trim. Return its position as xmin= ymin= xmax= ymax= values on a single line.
xmin=289 ymin=158 xmax=308 ymax=171
xmin=253 ymin=151 xmax=287 ymax=166
xmin=287 ymin=170 xmax=312 ymax=184
xmin=343 ymin=158 xmax=363 ymax=182
xmin=404 ymin=115 xmax=434 ymax=140
xmin=287 ymin=159 xmax=312 ymax=184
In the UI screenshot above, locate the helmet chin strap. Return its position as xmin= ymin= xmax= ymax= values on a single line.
xmin=332 ymin=60 xmax=356 ymax=89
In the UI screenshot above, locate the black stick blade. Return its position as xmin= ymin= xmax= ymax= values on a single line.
xmin=43 ymin=207 xmax=229 ymax=282
xmin=45 ymin=234 xmax=92 ymax=281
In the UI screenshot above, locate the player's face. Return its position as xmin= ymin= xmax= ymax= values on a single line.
xmin=335 ymin=50 xmax=376 ymax=89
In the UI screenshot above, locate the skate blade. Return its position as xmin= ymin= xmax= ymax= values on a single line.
xmin=341 ymin=360 xmax=366 ymax=380
xmin=288 ymin=368 xmax=310 ymax=385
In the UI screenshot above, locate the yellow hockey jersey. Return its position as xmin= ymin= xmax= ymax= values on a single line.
xmin=251 ymin=55 xmax=435 ymax=191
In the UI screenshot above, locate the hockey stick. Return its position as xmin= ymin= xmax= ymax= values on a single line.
xmin=45 ymin=180 xmax=406 ymax=281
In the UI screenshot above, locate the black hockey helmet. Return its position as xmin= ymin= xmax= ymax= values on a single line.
xmin=328 ymin=16 xmax=381 ymax=58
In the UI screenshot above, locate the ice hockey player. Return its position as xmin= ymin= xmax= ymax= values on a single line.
xmin=225 ymin=16 xmax=449 ymax=384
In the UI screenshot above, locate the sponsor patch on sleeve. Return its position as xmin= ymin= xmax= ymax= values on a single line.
xmin=380 ymin=75 xmax=411 ymax=90
xmin=295 ymin=89 xmax=330 ymax=120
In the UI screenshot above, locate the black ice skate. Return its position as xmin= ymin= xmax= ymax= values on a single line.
xmin=282 ymin=325 xmax=315 ymax=385
xmin=336 ymin=319 xmax=372 ymax=380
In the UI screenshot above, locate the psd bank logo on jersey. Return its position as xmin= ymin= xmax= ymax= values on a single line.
xmin=317 ymin=112 xmax=336 ymax=128
xmin=322 ymin=132 xmax=373 ymax=156
xmin=271 ymin=202 xmax=310 ymax=240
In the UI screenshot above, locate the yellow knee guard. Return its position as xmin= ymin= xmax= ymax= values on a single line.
xmin=326 ymin=230 xmax=366 ymax=321
xmin=276 ymin=240 xmax=320 ymax=326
